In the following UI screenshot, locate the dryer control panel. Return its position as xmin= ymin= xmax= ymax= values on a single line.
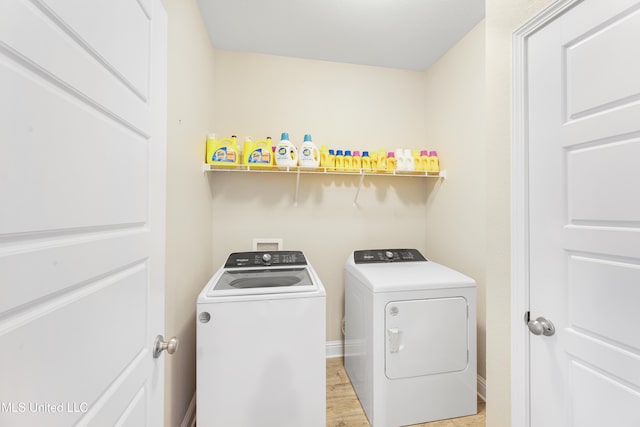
xmin=354 ymin=248 xmax=427 ymax=264
xmin=225 ymin=251 xmax=307 ymax=267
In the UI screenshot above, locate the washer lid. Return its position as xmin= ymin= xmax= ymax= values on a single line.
xmin=207 ymin=266 xmax=318 ymax=297
xmin=346 ymin=254 xmax=475 ymax=292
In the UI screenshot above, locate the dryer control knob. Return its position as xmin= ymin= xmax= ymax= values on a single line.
xmin=385 ymin=250 xmax=394 ymax=260
xmin=262 ymin=253 xmax=272 ymax=263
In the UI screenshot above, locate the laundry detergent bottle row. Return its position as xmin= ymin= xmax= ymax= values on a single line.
xmin=275 ymin=132 xmax=298 ymax=167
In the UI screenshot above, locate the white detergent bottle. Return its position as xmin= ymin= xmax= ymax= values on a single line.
xmin=395 ymin=148 xmax=407 ymax=171
xmin=275 ymin=132 xmax=298 ymax=168
xmin=298 ymin=134 xmax=320 ymax=168
xmin=403 ymin=148 xmax=415 ymax=171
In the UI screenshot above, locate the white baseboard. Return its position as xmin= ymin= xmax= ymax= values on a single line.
xmin=326 ymin=340 xmax=343 ymax=358
xmin=180 ymin=393 xmax=196 ymax=427
xmin=477 ymin=375 xmax=486 ymax=402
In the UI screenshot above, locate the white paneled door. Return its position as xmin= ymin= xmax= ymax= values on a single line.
xmin=515 ymin=0 xmax=640 ymax=426
xmin=0 ymin=0 xmax=167 ymax=426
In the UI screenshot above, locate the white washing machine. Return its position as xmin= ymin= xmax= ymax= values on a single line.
xmin=344 ymin=249 xmax=476 ymax=427
xmin=197 ymin=251 xmax=326 ymax=427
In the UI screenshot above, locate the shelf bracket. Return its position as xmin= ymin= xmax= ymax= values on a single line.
xmin=293 ymin=167 xmax=301 ymax=207
xmin=353 ymin=172 xmax=366 ymax=206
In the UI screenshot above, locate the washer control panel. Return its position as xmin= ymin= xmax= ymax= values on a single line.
xmin=354 ymin=248 xmax=427 ymax=264
xmin=225 ymin=251 xmax=307 ymax=268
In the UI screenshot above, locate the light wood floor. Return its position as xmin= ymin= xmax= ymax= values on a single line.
xmin=327 ymin=358 xmax=486 ymax=427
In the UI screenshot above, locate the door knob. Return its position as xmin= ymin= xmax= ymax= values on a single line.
xmin=528 ymin=317 xmax=555 ymax=336
xmin=153 ymin=335 xmax=179 ymax=358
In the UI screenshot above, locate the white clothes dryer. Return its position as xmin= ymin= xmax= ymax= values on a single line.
xmin=197 ymin=251 xmax=326 ymax=427
xmin=344 ymin=249 xmax=476 ymax=427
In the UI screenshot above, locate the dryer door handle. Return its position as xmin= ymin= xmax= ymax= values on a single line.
xmin=387 ymin=328 xmax=404 ymax=353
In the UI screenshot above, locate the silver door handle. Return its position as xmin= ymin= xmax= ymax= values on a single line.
xmin=153 ymin=335 xmax=179 ymax=358
xmin=528 ymin=317 xmax=555 ymax=336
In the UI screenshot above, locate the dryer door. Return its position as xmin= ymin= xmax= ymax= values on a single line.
xmin=385 ymin=297 xmax=469 ymax=379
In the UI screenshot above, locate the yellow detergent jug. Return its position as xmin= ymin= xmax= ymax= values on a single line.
xmin=386 ymin=151 xmax=397 ymax=172
xmin=241 ymin=136 xmax=252 ymax=163
xmin=344 ymin=150 xmax=353 ymax=171
xmin=419 ymin=150 xmax=429 ymax=171
xmin=244 ymin=137 xmax=273 ymax=169
xmin=205 ymin=133 xmax=216 ymax=164
xmin=361 ymin=151 xmax=371 ymax=171
xmin=412 ymin=150 xmax=421 ymax=170
xmin=376 ymin=149 xmax=387 ymax=172
xmin=320 ymin=145 xmax=330 ymax=168
xmin=352 ymin=151 xmax=362 ymax=171
xmin=428 ymin=150 xmax=440 ymax=173
xmin=335 ymin=150 xmax=345 ymax=171
xmin=370 ymin=151 xmax=378 ymax=171
xmin=207 ymin=135 xmax=239 ymax=167
xmin=327 ymin=149 xmax=336 ymax=171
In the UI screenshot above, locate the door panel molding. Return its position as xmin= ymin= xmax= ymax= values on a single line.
xmin=0 ymin=1 xmax=167 ymax=425
xmin=513 ymin=1 xmax=640 ymax=426
xmin=511 ymin=2 xmax=584 ymax=426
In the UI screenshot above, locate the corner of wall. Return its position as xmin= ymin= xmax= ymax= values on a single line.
xmin=484 ymin=1 xmax=552 ymax=426
xmin=162 ymin=0 xmax=216 ymax=426
xmin=421 ymin=19 xmax=487 ymax=382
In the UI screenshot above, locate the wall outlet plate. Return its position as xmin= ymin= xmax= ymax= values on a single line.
xmin=252 ymin=238 xmax=283 ymax=251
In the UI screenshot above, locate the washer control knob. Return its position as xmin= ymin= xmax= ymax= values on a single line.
xmin=262 ymin=253 xmax=272 ymax=263
xmin=385 ymin=250 xmax=394 ymax=260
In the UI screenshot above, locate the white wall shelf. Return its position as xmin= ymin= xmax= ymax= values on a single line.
xmin=202 ymin=163 xmax=445 ymax=205
xmin=202 ymin=163 xmax=445 ymax=178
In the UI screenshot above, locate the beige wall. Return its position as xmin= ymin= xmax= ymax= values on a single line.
xmin=422 ymin=21 xmax=486 ymax=382
xmin=162 ymin=0 xmax=215 ymax=426
xmin=209 ymin=17 xmax=491 ymax=405
xmin=211 ymin=51 xmax=435 ymax=342
xmin=484 ymin=0 xmax=551 ymax=425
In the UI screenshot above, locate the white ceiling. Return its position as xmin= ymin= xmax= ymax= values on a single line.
xmin=196 ymin=0 xmax=485 ymax=71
